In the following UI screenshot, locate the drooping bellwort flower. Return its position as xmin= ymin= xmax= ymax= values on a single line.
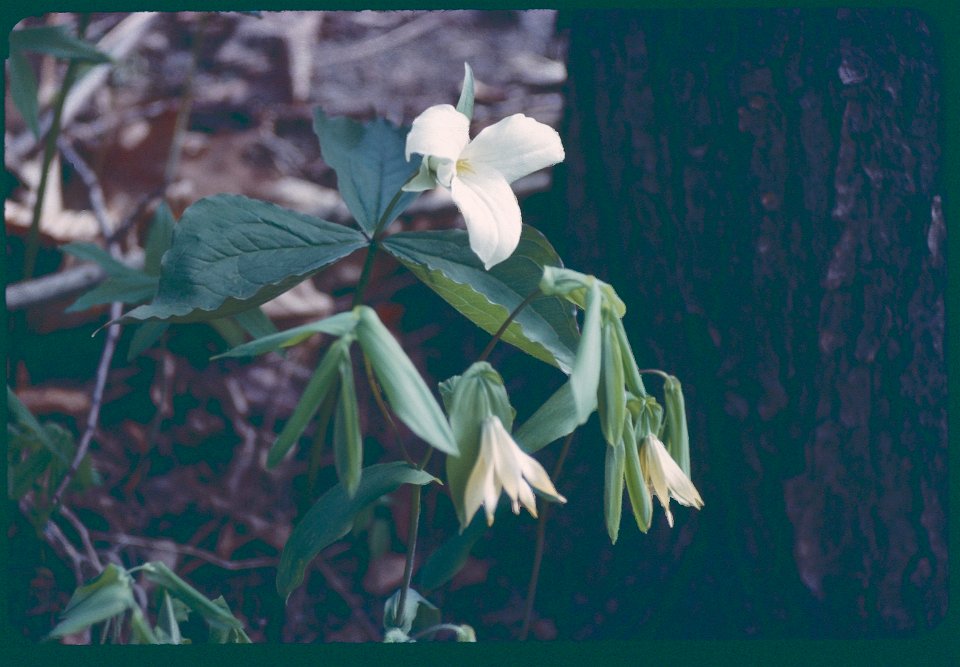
xmin=639 ymin=433 xmax=704 ymax=528
xmin=402 ymin=104 xmax=565 ymax=269
xmin=463 ymin=416 xmax=566 ymax=527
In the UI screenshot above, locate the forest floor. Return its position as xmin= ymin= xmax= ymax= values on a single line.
xmin=6 ymin=10 xmax=573 ymax=643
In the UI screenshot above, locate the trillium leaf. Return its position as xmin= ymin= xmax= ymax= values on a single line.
xmin=46 ymin=564 xmax=136 ymax=640
xmin=356 ymin=307 xmax=458 ymax=456
xmin=598 ymin=319 xmax=626 ymax=447
xmin=277 ymin=462 xmax=438 ymax=600
xmin=663 ymin=375 xmax=691 ymax=477
xmin=121 ymin=194 xmax=367 ymax=323
xmin=382 ymin=226 xmax=579 ymax=373
xmin=604 ymin=438 xmax=626 ymax=544
xmin=569 ymin=281 xmax=602 ymax=421
xmin=313 ymin=109 xmax=421 ymax=234
xmin=514 ymin=381 xmax=580 ymax=454
xmin=144 ymin=202 xmax=176 ymax=277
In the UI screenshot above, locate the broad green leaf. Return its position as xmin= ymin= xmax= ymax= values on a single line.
xmin=213 ymin=310 xmax=359 ymax=359
xmin=62 ymin=242 xmax=139 ymax=277
xmin=140 ymin=562 xmax=243 ymax=633
xmin=456 ymin=62 xmax=475 ymax=120
xmin=121 ymin=194 xmax=367 ymax=323
xmin=267 ymin=337 xmax=348 ymax=468
xmin=10 ymin=26 xmax=111 ymax=62
xmin=356 ymin=307 xmax=458 ymax=456
xmin=129 ymin=606 xmax=160 ymax=644
xmin=598 ymin=319 xmax=626 ymax=447
xmin=46 ymin=564 xmax=136 ymax=640
xmin=663 ymin=375 xmax=691 ymax=477
xmin=232 ymin=305 xmax=277 ymax=341
xmin=570 ymin=281 xmax=602 ymax=421
xmin=604 ymin=438 xmax=626 ymax=544
xmin=417 ymin=512 xmax=486 ymax=592
xmin=313 ymin=109 xmax=421 ymax=234
xmin=514 ymin=382 xmax=579 ymax=454
xmin=277 ymin=462 xmax=438 ymax=599
xmin=9 ymin=48 xmax=40 ymax=138
xmin=333 ymin=348 xmax=363 ymax=496
xmin=382 ymin=226 xmax=579 ymax=373
xmin=66 ymin=274 xmax=158 ymax=312
xmin=144 ymin=202 xmax=176 ymax=276
xmin=126 ymin=321 xmax=169 ymax=361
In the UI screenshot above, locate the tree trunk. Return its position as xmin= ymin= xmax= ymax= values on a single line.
xmin=543 ymin=8 xmax=946 ymax=637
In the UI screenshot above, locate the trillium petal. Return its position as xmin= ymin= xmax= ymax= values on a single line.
xmin=519 ymin=455 xmax=567 ymax=505
xmin=460 ymin=113 xmax=565 ymax=184
xmin=451 ymin=166 xmax=522 ymax=269
xmin=463 ymin=438 xmax=493 ymax=527
xmin=640 ymin=435 xmax=703 ymax=528
xmin=405 ymin=104 xmax=470 ymax=163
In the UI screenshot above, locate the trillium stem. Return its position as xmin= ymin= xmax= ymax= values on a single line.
xmin=352 ymin=242 xmax=380 ymax=308
xmin=519 ymin=431 xmax=575 ymax=640
xmin=395 ymin=482 xmax=422 ymax=628
xmin=637 ymin=368 xmax=670 ymax=380
xmin=478 ymin=287 xmax=541 ymax=363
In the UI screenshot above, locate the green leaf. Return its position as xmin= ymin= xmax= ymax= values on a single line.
xmin=569 ymin=281 xmax=602 ymax=422
xmin=129 ymin=606 xmax=160 ymax=644
xmin=456 ymin=62 xmax=475 ymax=120
xmin=232 ymin=305 xmax=277 ymax=341
xmin=209 ymin=596 xmax=252 ymax=643
xmin=417 ymin=512 xmax=486 ymax=593
xmin=356 ymin=307 xmax=458 ymax=456
xmin=623 ymin=427 xmax=652 ymax=533
xmin=66 ymin=274 xmax=158 ymax=312
xmin=604 ymin=438 xmax=626 ymax=544
xmin=121 ymin=194 xmax=367 ymax=323
xmin=611 ymin=316 xmax=647 ymax=397
xmin=333 ymin=348 xmax=363 ymax=497
xmin=7 ymin=387 xmax=70 ymax=465
xmin=46 ymin=564 xmax=136 ymax=640
xmin=126 ymin=321 xmax=169 ymax=361
xmin=313 ymin=109 xmax=421 ymax=234
xmin=277 ymin=462 xmax=438 ymax=599
xmin=214 ymin=309 xmax=359 ymax=359
xmin=383 ymin=588 xmax=438 ymax=634
xmin=9 ymin=48 xmax=40 ymax=138
xmin=9 ymin=449 xmax=52 ymax=500
xmin=62 ymin=242 xmax=138 ymax=277
xmin=144 ymin=202 xmax=176 ymax=276
xmin=382 ymin=226 xmax=579 ymax=373
xmin=267 ymin=337 xmax=348 ymax=468
xmin=155 ymin=591 xmax=183 ymax=645
xmin=598 ymin=319 xmax=626 ymax=447
xmin=140 ymin=562 xmax=243 ymax=634
xmin=514 ymin=382 xmax=579 ymax=454
xmin=10 ymin=26 xmax=111 ymax=63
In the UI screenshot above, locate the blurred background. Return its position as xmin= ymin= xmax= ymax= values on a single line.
xmin=5 ymin=9 xmax=948 ymax=641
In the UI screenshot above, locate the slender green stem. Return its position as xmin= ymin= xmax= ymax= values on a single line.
xmin=351 ymin=241 xmax=380 ymax=308
xmin=372 ymin=184 xmax=410 ymax=238
xmin=519 ymin=431 xmax=575 ymax=640
xmin=395 ymin=482 xmax=422 ymax=628
xmin=637 ymin=368 xmax=670 ymax=380
xmin=478 ymin=287 xmax=541 ymax=363
xmin=23 ymin=15 xmax=89 ymax=279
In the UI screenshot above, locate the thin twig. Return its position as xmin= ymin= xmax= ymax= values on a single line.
xmin=164 ymin=13 xmax=208 ymax=186
xmin=58 ymin=504 xmax=104 ymax=573
xmin=49 ymin=301 xmax=123 ymax=510
xmin=93 ymin=532 xmax=278 ymax=572
xmin=313 ymin=13 xmax=444 ymax=69
xmin=57 ymin=136 xmax=112 ymax=237
xmin=519 ymin=431 xmax=575 ymax=640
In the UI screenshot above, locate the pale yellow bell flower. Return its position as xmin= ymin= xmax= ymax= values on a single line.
xmin=402 ymin=104 xmax=565 ymax=269
xmin=463 ymin=416 xmax=566 ymax=526
xmin=639 ymin=434 xmax=704 ymax=527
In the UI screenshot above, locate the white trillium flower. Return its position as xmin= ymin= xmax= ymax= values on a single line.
xmin=402 ymin=104 xmax=565 ymax=269
xmin=463 ymin=416 xmax=567 ymax=527
xmin=639 ymin=434 xmax=704 ymax=527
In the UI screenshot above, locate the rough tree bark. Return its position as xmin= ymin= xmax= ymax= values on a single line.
xmin=542 ymin=9 xmax=946 ymax=637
